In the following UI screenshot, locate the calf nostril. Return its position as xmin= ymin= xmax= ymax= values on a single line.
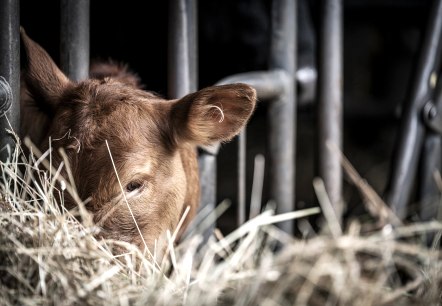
xmin=125 ymin=180 xmax=144 ymax=193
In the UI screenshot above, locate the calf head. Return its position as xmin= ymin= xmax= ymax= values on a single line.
xmin=20 ymin=29 xmax=256 ymax=255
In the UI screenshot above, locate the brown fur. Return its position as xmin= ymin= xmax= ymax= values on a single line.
xmin=20 ymin=28 xmax=256 ymax=255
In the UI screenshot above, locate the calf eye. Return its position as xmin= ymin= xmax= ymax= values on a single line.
xmin=125 ymin=180 xmax=144 ymax=193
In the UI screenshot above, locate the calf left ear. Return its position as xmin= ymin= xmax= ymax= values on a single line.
xmin=170 ymin=84 xmax=257 ymax=146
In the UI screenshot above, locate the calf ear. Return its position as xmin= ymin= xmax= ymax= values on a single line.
xmin=20 ymin=28 xmax=70 ymax=109
xmin=171 ymin=84 xmax=256 ymax=146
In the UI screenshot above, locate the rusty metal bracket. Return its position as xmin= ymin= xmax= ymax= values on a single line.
xmin=0 ymin=76 xmax=12 ymax=117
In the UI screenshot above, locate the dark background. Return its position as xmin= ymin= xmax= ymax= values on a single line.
xmin=20 ymin=0 xmax=432 ymax=233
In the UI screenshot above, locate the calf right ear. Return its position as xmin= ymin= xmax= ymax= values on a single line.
xmin=20 ymin=28 xmax=70 ymax=109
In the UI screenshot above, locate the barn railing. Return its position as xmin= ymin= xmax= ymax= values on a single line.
xmin=318 ymin=0 xmax=343 ymax=223
xmin=60 ymin=0 xmax=90 ymax=81
xmin=0 ymin=0 xmax=20 ymax=163
xmin=1 ymin=0 xmax=441 ymax=237
xmin=215 ymin=0 xmax=297 ymax=233
xmin=385 ymin=0 xmax=442 ymax=221
xmin=168 ymin=0 xmax=344 ymax=234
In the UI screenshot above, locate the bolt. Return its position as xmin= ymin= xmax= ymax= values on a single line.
xmin=0 ymin=76 xmax=12 ymax=115
xmin=428 ymin=105 xmax=438 ymax=119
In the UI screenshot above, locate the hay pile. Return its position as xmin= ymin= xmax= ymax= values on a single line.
xmin=0 ymin=144 xmax=441 ymax=305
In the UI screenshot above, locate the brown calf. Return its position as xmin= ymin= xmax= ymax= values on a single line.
xmin=20 ymin=29 xmax=256 ymax=255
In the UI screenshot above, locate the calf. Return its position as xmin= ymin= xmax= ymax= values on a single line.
xmin=20 ymin=29 xmax=256 ymax=255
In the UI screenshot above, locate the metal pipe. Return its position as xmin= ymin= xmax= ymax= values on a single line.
xmin=418 ymin=70 xmax=442 ymax=222
xmin=237 ymin=130 xmax=246 ymax=226
xmin=168 ymin=0 xmax=208 ymax=235
xmin=60 ymin=0 xmax=90 ymax=81
xmin=195 ymin=0 xmax=296 ymax=233
xmin=168 ymin=0 xmax=197 ymax=97
xmin=217 ymin=69 xmax=290 ymax=101
xmin=317 ymin=0 xmax=343 ymax=223
xmin=197 ymin=152 xmax=216 ymax=238
xmin=385 ymin=0 xmax=442 ymax=219
xmin=0 ymin=0 xmax=20 ymax=162
xmin=268 ymin=0 xmax=296 ymax=234
xmin=217 ymin=68 xmax=290 ymax=227
xmin=418 ymin=134 xmax=441 ymax=221
xmin=297 ymin=0 xmax=317 ymax=106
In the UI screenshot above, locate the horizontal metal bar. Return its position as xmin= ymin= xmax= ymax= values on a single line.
xmin=217 ymin=69 xmax=290 ymax=101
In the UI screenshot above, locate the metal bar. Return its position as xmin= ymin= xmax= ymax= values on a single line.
xmin=217 ymin=69 xmax=289 ymax=101
xmin=207 ymin=0 xmax=296 ymax=232
xmin=268 ymin=0 xmax=296 ymax=234
xmin=197 ymin=151 xmax=216 ymax=225
xmin=237 ymin=130 xmax=246 ymax=226
xmin=385 ymin=0 xmax=442 ymax=219
xmin=418 ymin=134 xmax=441 ymax=221
xmin=60 ymin=0 xmax=90 ymax=81
xmin=418 ymin=71 xmax=442 ymax=222
xmin=0 ymin=0 xmax=20 ymax=162
xmin=168 ymin=0 xmax=207 ymax=235
xmin=317 ymin=0 xmax=343 ymax=223
xmin=297 ymin=0 xmax=317 ymax=106
xmin=168 ymin=0 xmax=197 ymax=97
xmin=217 ymin=68 xmax=289 ymax=227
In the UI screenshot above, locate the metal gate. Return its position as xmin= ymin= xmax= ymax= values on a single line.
xmin=1 ymin=0 xmax=441 ymax=235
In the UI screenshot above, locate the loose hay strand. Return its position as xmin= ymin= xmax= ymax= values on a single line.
xmin=105 ymin=140 xmax=159 ymax=268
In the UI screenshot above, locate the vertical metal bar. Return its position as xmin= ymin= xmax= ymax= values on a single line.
xmin=418 ymin=72 xmax=442 ymax=222
xmin=385 ymin=0 xmax=442 ymax=219
xmin=168 ymin=0 xmax=197 ymax=97
xmin=0 ymin=0 xmax=20 ymax=162
xmin=419 ymin=134 xmax=441 ymax=221
xmin=317 ymin=0 xmax=343 ymax=223
xmin=297 ymin=0 xmax=317 ymax=106
xmin=216 ymin=70 xmax=290 ymax=227
xmin=60 ymin=0 xmax=90 ymax=81
xmin=268 ymin=0 xmax=296 ymax=234
xmin=197 ymin=151 xmax=216 ymax=222
xmin=168 ymin=0 xmax=208 ymax=234
xmin=188 ymin=0 xmax=198 ymax=93
xmin=237 ymin=130 xmax=246 ymax=226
